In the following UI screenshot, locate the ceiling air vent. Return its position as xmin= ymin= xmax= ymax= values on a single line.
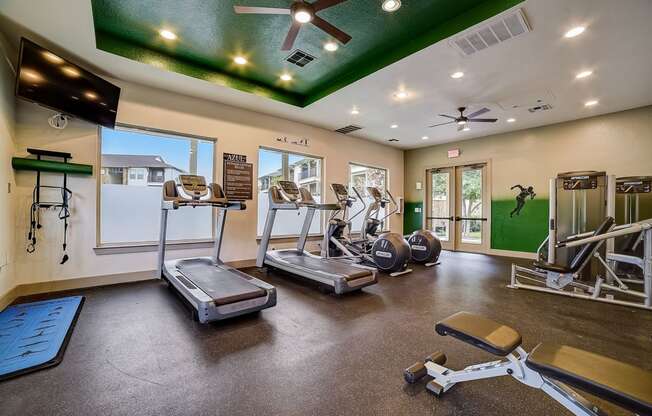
xmin=451 ymin=8 xmax=531 ymax=57
xmin=286 ymin=49 xmax=316 ymax=67
xmin=334 ymin=125 xmax=362 ymax=134
xmin=528 ymin=104 xmax=553 ymax=113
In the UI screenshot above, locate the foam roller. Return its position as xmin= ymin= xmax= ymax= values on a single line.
xmin=12 ymin=157 xmax=93 ymax=175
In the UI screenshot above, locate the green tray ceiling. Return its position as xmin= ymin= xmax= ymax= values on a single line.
xmin=91 ymin=0 xmax=523 ymax=107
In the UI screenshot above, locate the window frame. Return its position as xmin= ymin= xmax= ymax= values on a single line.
xmin=96 ymin=123 xmax=218 ymax=249
xmin=348 ymin=162 xmax=390 ymax=232
xmin=257 ymin=146 xmax=324 ymax=239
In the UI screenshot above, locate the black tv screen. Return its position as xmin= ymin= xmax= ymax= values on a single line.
xmin=15 ymin=38 xmax=120 ymax=129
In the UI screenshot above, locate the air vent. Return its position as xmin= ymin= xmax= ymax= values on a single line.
xmin=451 ymin=8 xmax=531 ymax=57
xmin=286 ymin=49 xmax=316 ymax=67
xmin=528 ymin=104 xmax=553 ymax=113
xmin=334 ymin=125 xmax=362 ymax=134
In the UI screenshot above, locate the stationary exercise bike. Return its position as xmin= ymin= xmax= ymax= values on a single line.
xmin=323 ymin=184 xmax=412 ymax=276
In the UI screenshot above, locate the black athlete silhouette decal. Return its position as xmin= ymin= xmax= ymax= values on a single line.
xmin=510 ymin=185 xmax=536 ymax=217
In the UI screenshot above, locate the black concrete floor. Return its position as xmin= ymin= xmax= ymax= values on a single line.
xmin=1 ymin=252 xmax=651 ymax=416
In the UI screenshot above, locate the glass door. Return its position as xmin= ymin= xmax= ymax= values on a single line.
xmin=426 ymin=167 xmax=455 ymax=251
xmin=426 ymin=164 xmax=489 ymax=253
xmin=455 ymin=164 xmax=489 ymax=253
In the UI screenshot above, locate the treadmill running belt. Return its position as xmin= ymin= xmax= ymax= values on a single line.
xmin=277 ymin=253 xmax=371 ymax=281
xmin=177 ymin=263 xmax=266 ymax=306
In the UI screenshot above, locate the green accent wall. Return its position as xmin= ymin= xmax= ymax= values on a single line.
xmin=403 ymin=201 xmax=423 ymax=235
xmin=90 ymin=0 xmax=523 ymax=106
xmin=491 ymin=199 xmax=548 ymax=253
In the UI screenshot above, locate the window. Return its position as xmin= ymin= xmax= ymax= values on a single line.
xmin=99 ymin=126 xmax=215 ymax=245
xmin=349 ymin=163 xmax=389 ymax=233
xmin=257 ymin=148 xmax=322 ymax=237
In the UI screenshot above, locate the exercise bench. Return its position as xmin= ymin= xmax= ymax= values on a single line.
xmin=404 ymin=311 xmax=652 ymax=415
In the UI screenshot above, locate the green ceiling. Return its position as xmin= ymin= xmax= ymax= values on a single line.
xmin=90 ymin=0 xmax=523 ymax=107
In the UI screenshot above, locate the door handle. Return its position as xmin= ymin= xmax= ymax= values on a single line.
xmin=427 ymin=216 xmax=454 ymax=221
xmin=455 ymin=217 xmax=488 ymax=221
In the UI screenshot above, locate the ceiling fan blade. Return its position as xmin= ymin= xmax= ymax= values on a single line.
xmin=438 ymin=114 xmax=457 ymax=119
xmin=233 ymin=6 xmax=291 ymax=14
xmin=311 ymin=15 xmax=352 ymax=44
xmin=281 ymin=21 xmax=302 ymax=51
xmin=468 ymin=118 xmax=498 ymax=123
xmin=312 ymin=0 xmax=348 ymax=12
xmin=428 ymin=121 xmax=455 ymax=128
xmin=466 ymin=107 xmax=490 ymax=118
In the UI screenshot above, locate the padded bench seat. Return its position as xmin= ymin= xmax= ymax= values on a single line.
xmin=435 ymin=311 xmax=522 ymax=356
xmin=526 ymin=343 xmax=652 ymax=415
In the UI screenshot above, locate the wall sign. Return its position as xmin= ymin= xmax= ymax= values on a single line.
xmin=223 ymin=153 xmax=253 ymax=201
xmin=447 ymin=148 xmax=461 ymax=158
xmin=275 ymin=136 xmax=310 ymax=147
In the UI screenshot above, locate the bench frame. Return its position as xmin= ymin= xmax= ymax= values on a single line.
xmin=419 ymin=346 xmax=605 ymax=416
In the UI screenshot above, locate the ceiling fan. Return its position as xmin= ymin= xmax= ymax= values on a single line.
xmin=233 ymin=0 xmax=352 ymax=51
xmin=429 ymin=107 xmax=498 ymax=131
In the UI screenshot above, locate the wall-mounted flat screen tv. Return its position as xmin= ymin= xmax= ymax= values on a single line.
xmin=15 ymin=38 xmax=120 ymax=129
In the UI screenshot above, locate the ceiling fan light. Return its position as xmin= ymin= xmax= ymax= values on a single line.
xmin=382 ymin=0 xmax=401 ymax=12
xmin=462 ymin=126 xmax=470 ymax=131
xmin=457 ymin=120 xmax=467 ymax=125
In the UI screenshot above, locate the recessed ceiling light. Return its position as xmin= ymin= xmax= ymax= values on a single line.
xmin=84 ymin=91 xmax=97 ymax=100
xmin=390 ymin=124 xmax=398 ymax=129
xmin=20 ymin=69 xmax=43 ymax=82
xmin=324 ymin=42 xmax=338 ymax=52
xmin=576 ymin=70 xmax=593 ymax=79
xmin=61 ymin=66 xmax=81 ymax=78
xmin=584 ymin=99 xmax=599 ymax=107
xmin=159 ymin=29 xmax=177 ymax=40
xmin=421 ymin=136 xmax=429 ymax=140
xmin=564 ymin=26 xmax=585 ymax=38
xmin=350 ymin=108 xmax=359 ymax=115
xmin=450 ymin=71 xmax=464 ymax=79
xmin=280 ymin=73 xmax=293 ymax=81
xmin=394 ymin=91 xmax=408 ymax=100
xmin=462 ymin=126 xmax=470 ymax=132
xmin=42 ymin=51 xmax=64 ymax=64
xmin=234 ymin=56 xmax=248 ymax=65
xmin=507 ymin=118 xmax=516 ymax=123
xmin=382 ymin=0 xmax=401 ymax=12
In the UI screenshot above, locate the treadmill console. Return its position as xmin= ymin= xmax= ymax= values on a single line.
xmin=178 ymin=175 xmax=208 ymax=199
xmin=616 ymin=177 xmax=652 ymax=194
xmin=278 ymin=180 xmax=301 ymax=201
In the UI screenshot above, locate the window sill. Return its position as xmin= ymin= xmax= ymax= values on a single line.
xmin=94 ymin=239 xmax=214 ymax=255
xmin=255 ymin=234 xmax=324 ymax=243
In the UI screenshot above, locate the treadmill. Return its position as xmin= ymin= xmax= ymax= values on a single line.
xmin=256 ymin=180 xmax=377 ymax=294
xmin=158 ymin=175 xmax=276 ymax=323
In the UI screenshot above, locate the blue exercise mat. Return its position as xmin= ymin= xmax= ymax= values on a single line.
xmin=0 ymin=296 xmax=84 ymax=381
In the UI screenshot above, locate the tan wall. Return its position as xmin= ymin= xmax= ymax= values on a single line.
xmin=404 ymin=105 xmax=652 ymax=254
xmin=12 ymin=79 xmax=404 ymax=286
xmin=0 ymin=33 xmax=17 ymax=300
xmin=405 ymin=105 xmax=652 ymax=202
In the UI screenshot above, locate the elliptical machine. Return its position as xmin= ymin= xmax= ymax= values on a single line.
xmin=366 ymin=186 xmax=442 ymax=267
xmin=323 ymin=184 xmax=412 ymax=276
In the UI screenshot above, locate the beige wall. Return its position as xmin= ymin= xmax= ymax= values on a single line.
xmin=0 ymin=33 xmax=17 ymax=300
xmin=404 ymin=105 xmax=652 ymax=253
xmin=12 ymin=79 xmax=404 ymax=287
xmin=405 ymin=106 xmax=652 ymax=201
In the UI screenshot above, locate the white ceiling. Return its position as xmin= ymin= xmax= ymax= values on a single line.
xmin=1 ymin=0 xmax=651 ymax=149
